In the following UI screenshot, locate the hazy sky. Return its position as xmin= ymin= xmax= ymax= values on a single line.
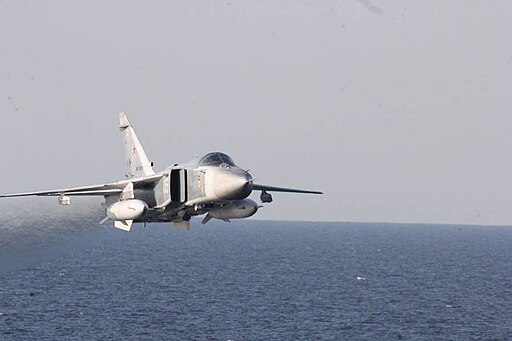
xmin=1 ymin=1 xmax=511 ymax=224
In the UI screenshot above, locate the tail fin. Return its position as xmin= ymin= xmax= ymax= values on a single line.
xmin=119 ymin=112 xmax=155 ymax=177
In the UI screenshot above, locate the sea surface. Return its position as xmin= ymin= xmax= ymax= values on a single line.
xmin=1 ymin=208 xmax=512 ymax=340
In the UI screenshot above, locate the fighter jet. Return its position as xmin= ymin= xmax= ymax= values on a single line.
xmin=0 ymin=113 xmax=322 ymax=231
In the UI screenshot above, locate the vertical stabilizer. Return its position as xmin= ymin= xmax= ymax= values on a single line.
xmin=119 ymin=112 xmax=155 ymax=177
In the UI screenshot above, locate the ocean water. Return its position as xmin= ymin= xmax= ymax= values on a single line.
xmin=1 ymin=210 xmax=512 ymax=340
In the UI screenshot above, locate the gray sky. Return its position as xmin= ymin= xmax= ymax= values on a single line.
xmin=1 ymin=1 xmax=511 ymax=225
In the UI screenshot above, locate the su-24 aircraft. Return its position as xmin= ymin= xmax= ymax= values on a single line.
xmin=0 ymin=113 xmax=322 ymax=231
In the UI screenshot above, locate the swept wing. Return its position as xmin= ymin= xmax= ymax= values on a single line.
xmin=252 ymin=184 xmax=322 ymax=195
xmin=0 ymin=174 xmax=163 ymax=198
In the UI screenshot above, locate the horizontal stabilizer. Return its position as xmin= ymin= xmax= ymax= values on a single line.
xmin=114 ymin=220 xmax=133 ymax=231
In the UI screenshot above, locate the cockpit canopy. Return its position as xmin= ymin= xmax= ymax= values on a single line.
xmin=199 ymin=152 xmax=236 ymax=167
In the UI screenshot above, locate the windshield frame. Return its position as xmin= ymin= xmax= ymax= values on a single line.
xmin=198 ymin=152 xmax=236 ymax=167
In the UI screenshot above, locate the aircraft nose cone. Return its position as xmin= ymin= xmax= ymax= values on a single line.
xmin=213 ymin=169 xmax=253 ymax=200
